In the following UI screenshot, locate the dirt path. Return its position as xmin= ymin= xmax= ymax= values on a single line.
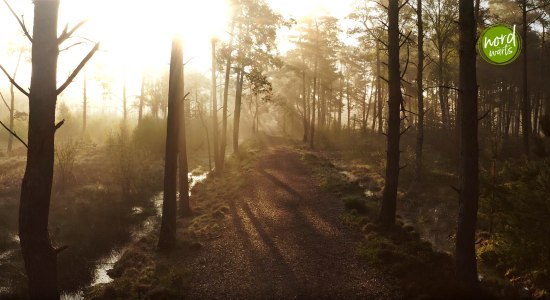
xmin=185 ymin=146 xmax=398 ymax=299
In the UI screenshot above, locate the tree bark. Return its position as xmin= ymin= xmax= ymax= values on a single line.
xmin=303 ymin=71 xmax=309 ymax=142
xmin=122 ymin=79 xmax=127 ymax=122
xmin=179 ymin=62 xmax=190 ymax=216
xmin=211 ymin=39 xmax=221 ymax=169
xmin=521 ymin=0 xmax=532 ymax=158
xmin=220 ymin=20 xmax=235 ymax=170
xmin=415 ymin=0 xmax=425 ymax=176
xmin=379 ymin=0 xmax=402 ymax=228
xmin=309 ymin=61 xmax=317 ymax=149
xmin=233 ymin=70 xmax=244 ymax=153
xmin=138 ymin=74 xmax=145 ymax=126
xmin=376 ymin=44 xmax=384 ymax=133
xmin=158 ymin=37 xmax=183 ymax=251
xmin=456 ymin=0 xmax=479 ymax=285
xmin=7 ymin=48 xmax=23 ymax=153
xmin=19 ymin=1 xmax=60 ymax=298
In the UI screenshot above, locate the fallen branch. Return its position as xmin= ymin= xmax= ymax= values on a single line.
xmin=0 ymin=119 xmax=27 ymax=148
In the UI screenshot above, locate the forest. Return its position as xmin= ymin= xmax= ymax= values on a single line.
xmin=0 ymin=0 xmax=549 ymax=299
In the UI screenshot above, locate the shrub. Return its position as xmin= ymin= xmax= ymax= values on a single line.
xmin=343 ymin=195 xmax=369 ymax=213
xmin=55 ymin=139 xmax=80 ymax=186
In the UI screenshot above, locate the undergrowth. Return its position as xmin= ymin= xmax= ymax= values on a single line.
xmin=85 ymin=138 xmax=261 ymax=299
xmin=300 ymin=151 xmax=516 ymax=300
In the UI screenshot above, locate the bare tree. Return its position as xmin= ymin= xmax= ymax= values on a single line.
xmin=0 ymin=0 xmax=98 ymax=297
xmin=220 ymin=19 xmax=235 ymax=171
xmin=83 ymin=72 xmax=87 ymax=133
xmin=456 ymin=0 xmax=479 ymax=285
xmin=179 ymin=62 xmax=190 ymax=216
xmin=211 ymin=39 xmax=221 ymax=171
xmin=379 ymin=0 xmax=403 ymax=228
xmin=158 ymin=37 xmax=184 ymax=251
xmin=415 ymin=0 xmax=425 ymax=176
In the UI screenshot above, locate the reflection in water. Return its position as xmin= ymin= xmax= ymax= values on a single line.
xmin=60 ymin=169 xmax=208 ymax=300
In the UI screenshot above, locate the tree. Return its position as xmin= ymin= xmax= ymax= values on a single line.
xmin=211 ymin=39 xmax=221 ymax=171
xmin=379 ymin=0 xmax=403 ymax=228
xmin=179 ymin=62 xmax=190 ymax=216
xmin=415 ymin=0 xmax=425 ymax=176
xmin=425 ymin=0 xmax=458 ymax=129
xmin=83 ymin=73 xmax=87 ymax=133
xmin=456 ymin=0 xmax=479 ymax=285
xmin=230 ymin=0 xmax=283 ymax=153
xmin=6 ymin=46 xmax=24 ymax=153
xmin=220 ymin=17 xmax=236 ymax=170
xmin=0 ymin=0 xmax=99 ymax=297
xmin=158 ymin=37 xmax=183 ymax=251
xmin=138 ymin=74 xmax=145 ymax=125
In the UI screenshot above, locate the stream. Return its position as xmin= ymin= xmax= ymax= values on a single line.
xmin=0 ymin=170 xmax=209 ymax=300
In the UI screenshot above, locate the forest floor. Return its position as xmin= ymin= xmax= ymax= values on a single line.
xmin=89 ymin=135 xmax=506 ymax=300
xmin=180 ymin=144 xmax=399 ymax=299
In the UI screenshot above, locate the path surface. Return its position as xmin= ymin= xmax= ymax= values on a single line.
xmin=186 ymin=146 xmax=398 ymax=299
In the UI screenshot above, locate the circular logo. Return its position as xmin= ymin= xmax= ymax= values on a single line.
xmin=477 ymin=24 xmax=522 ymax=65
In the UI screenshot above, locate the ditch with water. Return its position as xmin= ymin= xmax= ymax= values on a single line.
xmin=0 ymin=170 xmax=208 ymax=299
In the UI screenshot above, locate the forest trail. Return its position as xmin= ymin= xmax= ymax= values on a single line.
xmin=185 ymin=142 xmax=397 ymax=299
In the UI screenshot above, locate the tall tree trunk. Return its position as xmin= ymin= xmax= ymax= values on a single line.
xmin=19 ymin=1 xmax=60 ymax=298
xmin=179 ymin=62 xmax=190 ymax=216
xmin=309 ymin=61 xmax=318 ymax=149
xmin=438 ymin=47 xmax=449 ymax=128
xmin=158 ymin=37 xmax=183 ymax=251
xmin=233 ymin=70 xmax=244 ymax=153
xmin=138 ymin=74 xmax=144 ymax=126
xmin=123 ymin=79 xmax=127 ymax=122
xmin=7 ymin=48 xmax=23 ymax=153
xmin=83 ymin=73 xmax=87 ymax=133
xmin=377 ymin=44 xmax=384 ymax=133
xmin=302 ymin=71 xmax=309 ymax=142
xmin=338 ymin=76 xmax=343 ymax=131
xmin=456 ymin=0 xmax=479 ymax=285
xmin=521 ymin=0 xmax=532 ymax=158
xmin=347 ymin=82 xmax=351 ymax=134
xmin=379 ymin=0 xmax=402 ymax=228
xmin=220 ymin=20 xmax=235 ymax=170
xmin=415 ymin=0 xmax=425 ymax=176
xmin=211 ymin=39 xmax=221 ymax=170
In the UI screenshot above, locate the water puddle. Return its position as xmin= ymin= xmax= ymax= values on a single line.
xmin=58 ymin=169 xmax=209 ymax=299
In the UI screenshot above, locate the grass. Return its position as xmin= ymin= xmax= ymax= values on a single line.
xmin=85 ymin=137 xmax=262 ymax=299
xmin=299 ymin=150 xmax=520 ymax=300
xmin=0 ymin=137 xmax=165 ymax=296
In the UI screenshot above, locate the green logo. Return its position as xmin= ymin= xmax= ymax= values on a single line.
xmin=478 ymin=24 xmax=522 ymax=65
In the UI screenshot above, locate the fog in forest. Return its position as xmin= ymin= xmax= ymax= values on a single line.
xmin=1 ymin=0 xmax=550 ymax=299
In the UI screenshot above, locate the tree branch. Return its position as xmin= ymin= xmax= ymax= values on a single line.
xmin=423 ymin=85 xmax=460 ymax=92
xmin=58 ymin=20 xmax=87 ymax=44
xmin=57 ymin=43 xmax=100 ymax=95
xmin=0 ymin=91 xmax=11 ymax=112
xmin=478 ymin=110 xmax=490 ymax=121
xmin=0 ymin=64 xmax=29 ymax=97
xmin=2 ymin=0 xmax=32 ymax=43
xmin=55 ymin=119 xmax=65 ymax=131
xmin=400 ymin=125 xmax=411 ymax=136
xmin=59 ymin=42 xmax=85 ymax=53
xmin=0 ymin=119 xmax=27 ymax=148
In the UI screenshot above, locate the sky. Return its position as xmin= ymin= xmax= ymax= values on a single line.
xmin=0 ymin=0 xmax=356 ymax=118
